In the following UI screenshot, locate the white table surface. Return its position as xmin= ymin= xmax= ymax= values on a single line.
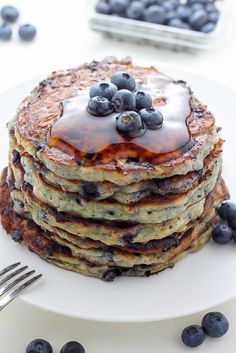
xmin=1 ymin=1 xmax=236 ymax=352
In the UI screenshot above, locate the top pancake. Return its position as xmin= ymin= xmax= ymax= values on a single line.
xmin=12 ymin=57 xmax=219 ymax=185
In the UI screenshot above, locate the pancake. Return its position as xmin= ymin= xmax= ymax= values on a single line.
xmin=0 ymin=169 xmax=222 ymax=280
xmin=0 ymin=57 xmax=229 ymax=281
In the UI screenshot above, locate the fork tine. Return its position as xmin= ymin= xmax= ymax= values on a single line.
xmin=0 ymin=262 xmax=21 ymax=278
xmin=0 ymin=274 xmax=42 ymax=311
xmin=0 ymin=270 xmax=35 ymax=297
xmin=0 ymin=266 xmax=28 ymax=287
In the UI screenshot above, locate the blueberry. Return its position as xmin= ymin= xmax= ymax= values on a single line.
xmin=0 ymin=24 xmax=12 ymax=40
xmin=201 ymin=312 xmax=229 ymax=338
xmin=163 ymin=0 xmax=178 ymax=12
xmin=90 ymin=82 xmax=118 ymax=100
xmin=87 ymin=96 xmax=113 ymax=116
xmin=191 ymin=3 xmax=204 ymax=11
xmin=116 ymin=111 xmax=145 ymax=138
xmin=205 ymin=3 xmax=217 ymax=12
xmin=176 ymin=6 xmax=192 ymax=21
xmin=200 ymin=22 xmax=216 ymax=33
xmin=135 ymin=91 xmax=152 ymax=110
xmin=208 ymin=11 xmax=219 ymax=23
xmin=60 ymin=341 xmax=85 ymax=353
xmin=181 ymin=325 xmax=205 ymax=348
xmin=96 ymin=2 xmax=111 ymax=14
xmin=126 ymin=1 xmax=145 ymax=20
xmin=26 ymin=339 xmax=53 ymax=353
xmin=228 ymin=214 xmax=236 ymax=231
xmin=168 ymin=18 xmax=191 ymax=29
xmin=18 ymin=24 xmax=37 ymax=41
xmin=110 ymin=0 xmax=130 ymax=15
xmin=111 ymin=71 xmax=136 ymax=91
xmin=212 ymin=224 xmax=233 ymax=244
xmin=165 ymin=11 xmax=178 ymax=23
xmin=144 ymin=5 xmax=166 ymax=24
xmin=139 ymin=108 xmax=163 ymax=129
xmin=189 ymin=9 xmax=208 ymax=30
xmin=218 ymin=202 xmax=236 ymax=221
xmin=1 ymin=5 xmax=19 ymax=23
xmin=112 ymin=89 xmax=136 ymax=112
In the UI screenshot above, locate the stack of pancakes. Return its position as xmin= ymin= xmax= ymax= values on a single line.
xmin=0 ymin=57 xmax=229 ymax=281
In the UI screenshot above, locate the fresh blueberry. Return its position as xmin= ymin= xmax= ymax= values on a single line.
xmin=26 ymin=339 xmax=53 ymax=353
xmin=200 ymin=22 xmax=216 ymax=33
xmin=110 ymin=0 xmax=130 ymax=15
xmin=116 ymin=111 xmax=145 ymax=137
xmin=205 ymin=3 xmax=217 ymax=12
xmin=144 ymin=5 xmax=166 ymax=24
xmin=191 ymin=3 xmax=204 ymax=11
xmin=96 ymin=2 xmax=111 ymax=14
xmin=90 ymin=82 xmax=118 ymax=100
xmin=18 ymin=24 xmax=37 ymax=41
xmin=112 ymin=89 xmax=136 ymax=112
xmin=135 ymin=91 xmax=152 ymax=110
xmin=181 ymin=325 xmax=205 ymax=348
xmin=168 ymin=18 xmax=191 ymax=29
xmin=163 ymin=0 xmax=178 ymax=12
xmin=1 ymin=5 xmax=19 ymax=23
xmin=176 ymin=5 xmax=192 ymax=21
xmin=139 ymin=108 xmax=163 ymax=129
xmin=126 ymin=1 xmax=145 ymax=20
xmin=189 ymin=9 xmax=208 ymax=30
xmin=218 ymin=202 xmax=236 ymax=221
xmin=87 ymin=96 xmax=113 ymax=116
xmin=165 ymin=11 xmax=178 ymax=23
xmin=212 ymin=224 xmax=233 ymax=244
xmin=60 ymin=341 xmax=85 ymax=353
xmin=111 ymin=71 xmax=136 ymax=91
xmin=208 ymin=11 xmax=219 ymax=23
xmin=201 ymin=312 xmax=229 ymax=338
xmin=0 ymin=24 xmax=12 ymax=40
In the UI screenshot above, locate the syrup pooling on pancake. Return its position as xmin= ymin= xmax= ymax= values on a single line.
xmin=48 ymin=73 xmax=193 ymax=165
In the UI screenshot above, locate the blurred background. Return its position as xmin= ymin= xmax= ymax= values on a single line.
xmin=0 ymin=0 xmax=235 ymax=94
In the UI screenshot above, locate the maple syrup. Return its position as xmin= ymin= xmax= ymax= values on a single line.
xmin=48 ymin=74 xmax=193 ymax=165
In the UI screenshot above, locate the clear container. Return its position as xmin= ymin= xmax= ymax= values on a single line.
xmin=90 ymin=0 xmax=234 ymax=51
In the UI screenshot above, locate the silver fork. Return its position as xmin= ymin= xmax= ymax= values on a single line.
xmin=0 ymin=262 xmax=42 ymax=311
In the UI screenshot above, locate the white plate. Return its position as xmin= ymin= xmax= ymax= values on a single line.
xmin=0 ymin=66 xmax=236 ymax=323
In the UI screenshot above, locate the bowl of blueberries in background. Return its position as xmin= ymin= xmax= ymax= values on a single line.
xmin=90 ymin=0 xmax=234 ymax=50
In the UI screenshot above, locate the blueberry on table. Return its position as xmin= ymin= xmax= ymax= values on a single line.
xmin=60 ymin=341 xmax=85 ymax=353
xmin=112 ymin=89 xmax=136 ymax=112
xmin=116 ymin=111 xmax=145 ymax=138
xmin=0 ymin=23 xmax=12 ymax=40
xmin=1 ymin=5 xmax=19 ymax=22
xmin=163 ymin=1 xmax=178 ymax=12
xmin=111 ymin=71 xmax=136 ymax=91
xmin=200 ymin=22 xmax=216 ymax=33
xmin=218 ymin=202 xmax=236 ymax=221
xmin=126 ymin=1 xmax=145 ymax=20
xmin=135 ymin=91 xmax=152 ymax=110
xmin=181 ymin=325 xmax=205 ymax=348
xmin=201 ymin=312 xmax=229 ymax=338
xmin=18 ymin=24 xmax=37 ymax=41
xmin=90 ymin=82 xmax=118 ymax=101
xmin=212 ymin=224 xmax=233 ymax=244
xmin=26 ymin=339 xmax=53 ymax=353
xmin=110 ymin=0 xmax=130 ymax=15
xmin=144 ymin=5 xmax=166 ymax=24
xmin=96 ymin=2 xmax=111 ymax=14
xmin=188 ymin=9 xmax=208 ymax=30
xmin=139 ymin=108 xmax=163 ymax=129
xmin=87 ymin=96 xmax=113 ymax=116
